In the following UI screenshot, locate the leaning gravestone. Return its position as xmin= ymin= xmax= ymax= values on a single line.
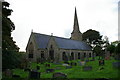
xmin=83 ymin=66 xmax=92 ymax=71
xmin=29 ymin=70 xmax=40 ymax=79
xmin=53 ymin=72 xmax=67 ymax=78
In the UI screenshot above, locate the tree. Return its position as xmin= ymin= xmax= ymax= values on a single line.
xmin=2 ymin=1 xmax=20 ymax=70
xmin=107 ymin=44 xmax=115 ymax=54
xmin=82 ymin=29 xmax=102 ymax=47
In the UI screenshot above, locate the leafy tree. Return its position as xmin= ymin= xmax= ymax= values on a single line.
xmin=2 ymin=1 xmax=20 ymax=70
xmin=82 ymin=29 xmax=102 ymax=47
xmin=107 ymin=44 xmax=115 ymax=54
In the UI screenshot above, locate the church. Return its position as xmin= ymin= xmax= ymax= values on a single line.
xmin=26 ymin=8 xmax=92 ymax=62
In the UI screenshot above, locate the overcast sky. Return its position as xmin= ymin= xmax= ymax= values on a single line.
xmin=6 ymin=0 xmax=119 ymax=51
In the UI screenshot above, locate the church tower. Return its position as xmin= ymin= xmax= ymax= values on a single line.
xmin=71 ymin=7 xmax=82 ymax=41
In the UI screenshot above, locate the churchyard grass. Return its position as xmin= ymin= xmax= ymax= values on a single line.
xmin=3 ymin=57 xmax=119 ymax=79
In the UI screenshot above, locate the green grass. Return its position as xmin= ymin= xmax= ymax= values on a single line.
xmin=3 ymin=57 xmax=120 ymax=79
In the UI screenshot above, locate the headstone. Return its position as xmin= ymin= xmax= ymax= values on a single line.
xmin=62 ymin=64 xmax=69 ymax=66
xmin=53 ymin=63 xmax=62 ymax=65
xmin=99 ymin=60 xmax=105 ymax=66
xmin=24 ymin=68 xmax=31 ymax=72
xmin=55 ymin=67 xmax=61 ymax=70
xmin=83 ymin=66 xmax=92 ymax=71
xmin=112 ymin=62 xmax=120 ymax=68
xmin=53 ymin=72 xmax=67 ymax=78
xmin=45 ymin=64 xmax=50 ymax=67
xmin=5 ymin=69 xmax=12 ymax=77
xmin=29 ymin=70 xmax=40 ymax=79
xmin=85 ymin=59 xmax=89 ymax=62
xmin=36 ymin=66 xmax=40 ymax=70
xmin=80 ymin=61 xmax=86 ymax=66
xmin=70 ymin=62 xmax=77 ymax=66
xmin=114 ymin=55 xmax=120 ymax=60
xmin=46 ymin=69 xmax=54 ymax=73
xmin=64 ymin=61 xmax=69 ymax=64
xmin=12 ymin=75 xmax=20 ymax=78
xmin=66 ymin=66 xmax=72 ymax=69
xmin=90 ymin=59 xmax=95 ymax=61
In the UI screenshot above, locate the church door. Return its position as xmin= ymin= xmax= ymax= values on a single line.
xmin=49 ymin=50 xmax=54 ymax=61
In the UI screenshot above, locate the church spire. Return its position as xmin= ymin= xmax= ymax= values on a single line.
xmin=71 ymin=7 xmax=82 ymax=41
xmin=72 ymin=7 xmax=80 ymax=33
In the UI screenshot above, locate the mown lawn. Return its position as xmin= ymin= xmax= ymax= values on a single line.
xmin=3 ymin=57 xmax=120 ymax=79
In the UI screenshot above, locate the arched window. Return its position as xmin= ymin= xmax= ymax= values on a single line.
xmin=78 ymin=53 xmax=80 ymax=59
xmin=89 ymin=53 xmax=91 ymax=57
xmin=62 ymin=52 xmax=66 ymax=61
xmin=84 ymin=53 xmax=86 ymax=58
xmin=71 ymin=52 xmax=74 ymax=60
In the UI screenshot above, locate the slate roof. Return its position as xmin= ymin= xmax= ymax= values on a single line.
xmin=33 ymin=32 xmax=91 ymax=51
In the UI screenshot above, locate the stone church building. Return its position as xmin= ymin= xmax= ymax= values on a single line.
xmin=26 ymin=8 xmax=92 ymax=62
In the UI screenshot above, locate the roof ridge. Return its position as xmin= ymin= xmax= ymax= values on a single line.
xmin=32 ymin=32 xmax=84 ymax=43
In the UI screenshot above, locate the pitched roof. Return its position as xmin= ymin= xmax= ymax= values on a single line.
xmin=33 ymin=32 xmax=91 ymax=50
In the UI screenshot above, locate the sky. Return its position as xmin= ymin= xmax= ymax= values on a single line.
xmin=6 ymin=0 xmax=119 ymax=51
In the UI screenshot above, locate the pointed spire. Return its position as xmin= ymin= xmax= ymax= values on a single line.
xmin=71 ymin=7 xmax=82 ymax=41
xmin=73 ymin=7 xmax=80 ymax=33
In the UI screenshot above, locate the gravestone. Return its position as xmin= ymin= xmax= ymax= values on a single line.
xmin=46 ymin=69 xmax=54 ymax=73
xmin=36 ymin=66 xmax=40 ymax=70
xmin=45 ymin=64 xmax=50 ymax=67
xmin=53 ymin=72 xmax=67 ymax=78
xmin=62 ymin=64 xmax=69 ymax=66
xmin=64 ymin=61 xmax=69 ymax=64
xmin=24 ymin=68 xmax=31 ymax=72
xmin=112 ymin=62 xmax=120 ymax=68
xmin=99 ymin=60 xmax=105 ymax=66
xmin=55 ymin=67 xmax=61 ymax=70
xmin=83 ymin=66 xmax=92 ymax=71
xmin=80 ymin=61 xmax=86 ymax=66
xmin=12 ymin=75 xmax=20 ymax=78
xmin=85 ymin=59 xmax=89 ymax=62
xmin=70 ymin=62 xmax=77 ymax=66
xmin=53 ymin=62 xmax=62 ymax=65
xmin=66 ymin=66 xmax=72 ymax=69
xmin=29 ymin=70 xmax=40 ymax=79
xmin=5 ymin=69 xmax=13 ymax=77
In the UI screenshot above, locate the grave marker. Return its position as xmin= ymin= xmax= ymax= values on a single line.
xmin=53 ymin=72 xmax=67 ymax=78
xmin=46 ymin=69 xmax=54 ymax=73
xmin=29 ymin=70 xmax=40 ymax=79
xmin=83 ymin=66 xmax=92 ymax=71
